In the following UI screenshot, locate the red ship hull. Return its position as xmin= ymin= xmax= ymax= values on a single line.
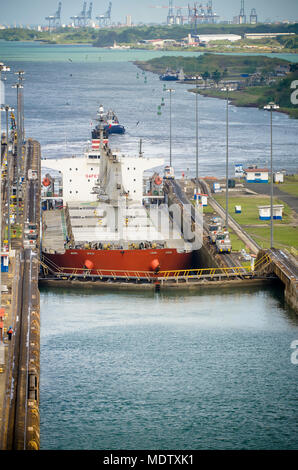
xmin=42 ymin=247 xmax=194 ymax=278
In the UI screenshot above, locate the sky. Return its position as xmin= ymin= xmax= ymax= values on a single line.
xmin=0 ymin=0 xmax=297 ymax=26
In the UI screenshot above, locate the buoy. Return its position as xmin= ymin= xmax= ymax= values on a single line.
xmin=150 ymin=258 xmax=160 ymax=272
xmin=84 ymin=259 xmax=94 ymax=270
xmin=42 ymin=177 xmax=51 ymax=187
xmin=154 ymin=176 xmax=162 ymax=185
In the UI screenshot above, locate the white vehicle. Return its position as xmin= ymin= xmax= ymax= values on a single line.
xmin=24 ymin=222 xmax=37 ymax=235
xmin=23 ymin=232 xmax=38 ymax=248
xmin=216 ymin=231 xmax=232 ymax=253
xmin=208 ymin=223 xmax=222 ymax=243
xmin=164 ymin=166 xmax=175 ymax=180
xmin=28 ymin=169 xmax=38 ymax=180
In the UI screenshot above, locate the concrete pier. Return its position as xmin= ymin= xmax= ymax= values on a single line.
xmin=0 ymin=139 xmax=41 ymax=450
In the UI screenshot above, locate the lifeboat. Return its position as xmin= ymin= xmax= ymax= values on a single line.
xmin=84 ymin=259 xmax=94 ymax=270
xmin=150 ymin=258 xmax=160 ymax=272
xmin=42 ymin=177 xmax=51 ymax=187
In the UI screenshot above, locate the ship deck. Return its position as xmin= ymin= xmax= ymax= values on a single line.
xmin=42 ymin=201 xmax=189 ymax=253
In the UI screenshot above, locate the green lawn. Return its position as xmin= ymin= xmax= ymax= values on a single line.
xmin=277 ymin=175 xmax=298 ymax=197
xmin=245 ymin=225 xmax=298 ymax=250
xmin=214 ymin=194 xmax=297 ymax=251
xmin=202 ymin=203 xmax=216 ymax=214
xmin=214 ymin=194 xmax=292 ymax=225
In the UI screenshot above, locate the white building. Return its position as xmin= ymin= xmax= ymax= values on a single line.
xmin=258 ymin=205 xmax=284 ymax=220
xmin=244 ymin=168 xmax=269 ymax=183
xmin=273 ymin=172 xmax=284 ymax=183
xmin=245 ymin=33 xmax=295 ymax=40
xmin=196 ymin=34 xmax=242 ymax=43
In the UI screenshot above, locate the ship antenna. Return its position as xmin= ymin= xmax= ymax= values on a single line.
xmin=139 ymin=138 xmax=143 ymax=158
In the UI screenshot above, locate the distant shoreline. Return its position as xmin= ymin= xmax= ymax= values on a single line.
xmin=135 ymin=56 xmax=298 ymax=120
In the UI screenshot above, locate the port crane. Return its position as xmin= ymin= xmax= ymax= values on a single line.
xmin=96 ymin=2 xmax=112 ymax=27
xmin=70 ymin=2 xmax=93 ymax=27
xmin=45 ymin=1 xmax=62 ymax=31
xmin=150 ymin=1 xmax=218 ymax=25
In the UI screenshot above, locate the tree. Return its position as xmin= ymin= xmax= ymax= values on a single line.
xmin=212 ymin=69 xmax=221 ymax=87
xmin=202 ymin=70 xmax=210 ymax=88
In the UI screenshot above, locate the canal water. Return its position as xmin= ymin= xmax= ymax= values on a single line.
xmin=1 ymin=41 xmax=298 ymax=449
xmin=40 ymin=284 xmax=298 ymax=450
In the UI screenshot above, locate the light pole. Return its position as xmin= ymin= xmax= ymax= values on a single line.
xmin=0 ymin=63 xmax=10 ymax=243
xmin=12 ymin=80 xmax=24 ymax=225
xmin=221 ymin=86 xmax=233 ymax=229
xmin=15 ymin=71 xmax=25 ymax=145
xmin=195 ymin=75 xmax=199 ymax=200
xmin=1 ymin=105 xmax=15 ymax=251
xmin=166 ymin=88 xmax=175 ymax=167
xmin=264 ymin=101 xmax=279 ymax=249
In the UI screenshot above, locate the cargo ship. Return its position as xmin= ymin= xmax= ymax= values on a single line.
xmin=41 ymin=110 xmax=194 ymax=278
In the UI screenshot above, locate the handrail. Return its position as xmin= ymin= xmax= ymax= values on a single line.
xmin=39 ymin=251 xmax=273 ymax=280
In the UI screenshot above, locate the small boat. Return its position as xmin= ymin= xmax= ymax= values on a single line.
xmin=91 ymin=105 xmax=125 ymax=138
xmin=159 ymin=69 xmax=178 ymax=81
xmin=104 ymin=109 xmax=125 ymax=134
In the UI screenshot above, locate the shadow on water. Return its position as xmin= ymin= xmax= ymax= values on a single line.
xmin=39 ymin=280 xmax=298 ymax=325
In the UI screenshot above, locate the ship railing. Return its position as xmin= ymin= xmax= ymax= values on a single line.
xmin=41 ymin=255 xmax=65 ymax=274
xmin=158 ymin=252 xmax=273 ymax=280
xmin=40 ymin=260 xmax=154 ymax=280
xmin=40 ymin=252 xmax=273 ymax=281
xmin=158 ymin=266 xmax=250 ymax=280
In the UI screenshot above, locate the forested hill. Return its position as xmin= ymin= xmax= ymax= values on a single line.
xmin=135 ymin=54 xmax=291 ymax=76
xmin=92 ymin=23 xmax=298 ymax=47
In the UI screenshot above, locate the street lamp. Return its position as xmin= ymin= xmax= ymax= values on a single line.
xmin=0 ymin=63 xmax=10 ymax=302
xmin=12 ymin=81 xmax=24 ymax=225
xmin=195 ymin=75 xmax=199 ymax=200
xmin=221 ymin=86 xmax=233 ymax=229
xmin=166 ymin=88 xmax=175 ymax=167
xmin=264 ymin=101 xmax=279 ymax=249
xmin=0 ymin=105 xmax=15 ymax=252
xmin=15 ymin=71 xmax=25 ymax=145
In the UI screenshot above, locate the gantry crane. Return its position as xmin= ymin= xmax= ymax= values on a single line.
xmin=45 ymin=2 xmax=62 ymax=31
xmin=96 ymin=2 xmax=112 ymax=27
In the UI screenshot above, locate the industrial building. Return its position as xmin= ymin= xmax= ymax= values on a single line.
xmin=191 ymin=34 xmax=242 ymax=43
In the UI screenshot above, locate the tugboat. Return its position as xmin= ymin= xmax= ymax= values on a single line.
xmin=104 ymin=109 xmax=125 ymax=134
xmin=91 ymin=105 xmax=125 ymax=137
xmin=92 ymin=105 xmax=125 ymax=136
xmin=159 ymin=69 xmax=178 ymax=81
